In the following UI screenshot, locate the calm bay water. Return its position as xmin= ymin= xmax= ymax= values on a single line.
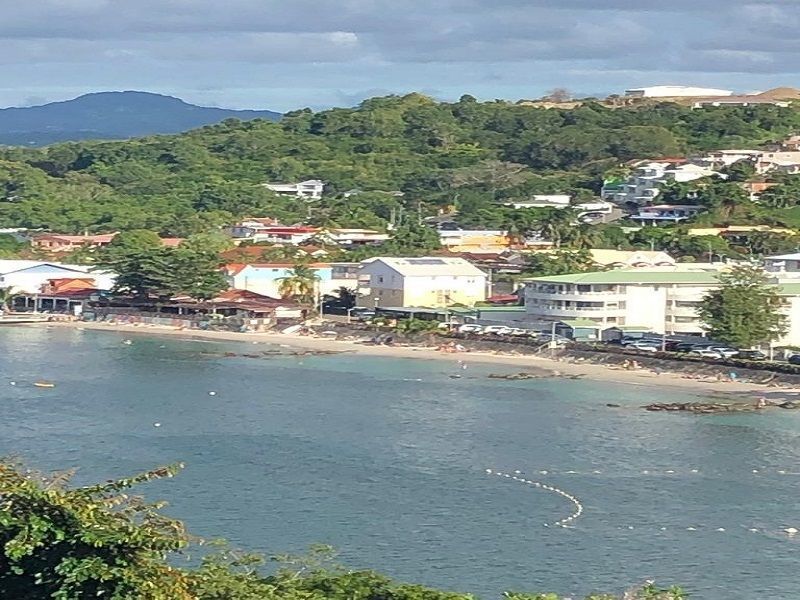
xmin=2 ymin=326 xmax=800 ymax=598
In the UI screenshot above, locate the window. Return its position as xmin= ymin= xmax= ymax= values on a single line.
xmin=378 ymin=276 xmax=384 ymax=283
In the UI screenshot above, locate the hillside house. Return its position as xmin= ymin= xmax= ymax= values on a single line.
xmin=359 ymin=257 xmax=487 ymax=308
xmin=263 ymin=180 xmax=324 ymax=199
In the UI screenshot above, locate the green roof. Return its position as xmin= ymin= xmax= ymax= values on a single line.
xmin=524 ymin=270 xmax=721 ymax=285
xmin=610 ymin=325 xmax=652 ymax=331
xmin=777 ymin=283 xmax=800 ymax=296
xmin=559 ymin=319 xmax=602 ymax=328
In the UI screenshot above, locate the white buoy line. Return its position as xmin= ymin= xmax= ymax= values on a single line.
xmin=486 ymin=468 xmax=800 ymax=536
xmin=485 ymin=467 xmax=800 ymax=477
xmin=486 ymin=469 xmax=583 ymax=528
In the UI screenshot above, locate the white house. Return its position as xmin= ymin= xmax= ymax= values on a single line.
xmin=359 ymin=257 xmax=487 ymax=308
xmin=629 ymin=204 xmax=705 ymax=224
xmin=318 ymin=228 xmax=390 ymax=246
xmin=225 ymin=262 xmax=360 ymax=300
xmin=765 ymin=253 xmax=800 ymax=277
xmin=505 ymin=196 xmax=614 ymax=215
xmin=0 ymin=260 xmax=115 ymax=294
xmin=602 ymin=161 xmax=718 ymax=206
xmin=624 ymin=86 xmax=733 ymax=98
xmin=263 ymin=179 xmax=324 ymax=199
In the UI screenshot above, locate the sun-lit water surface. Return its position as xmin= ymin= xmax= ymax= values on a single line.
xmin=2 ymin=326 xmax=800 ymax=599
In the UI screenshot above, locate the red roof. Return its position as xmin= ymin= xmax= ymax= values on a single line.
xmin=223 ymin=263 xmax=249 ymax=275
xmin=486 ymin=294 xmax=520 ymax=304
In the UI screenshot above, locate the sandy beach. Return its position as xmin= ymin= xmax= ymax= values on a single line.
xmin=34 ymin=320 xmax=789 ymax=397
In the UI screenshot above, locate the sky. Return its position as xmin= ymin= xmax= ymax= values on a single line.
xmin=1 ymin=0 xmax=800 ymax=112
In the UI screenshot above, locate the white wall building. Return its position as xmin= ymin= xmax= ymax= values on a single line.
xmin=359 ymin=257 xmax=487 ymax=308
xmin=602 ymin=161 xmax=718 ymax=206
xmin=0 ymin=260 xmax=115 ymax=294
xmin=505 ymin=196 xmax=614 ymax=215
xmin=523 ymin=269 xmax=723 ymax=335
xmin=765 ymin=253 xmax=800 ymax=277
xmin=624 ymin=86 xmax=733 ymax=98
xmin=263 ymin=179 xmax=324 ymax=199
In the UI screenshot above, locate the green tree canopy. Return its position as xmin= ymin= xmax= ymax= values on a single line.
xmin=698 ymin=265 xmax=788 ymax=347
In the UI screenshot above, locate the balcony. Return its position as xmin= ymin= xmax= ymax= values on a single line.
xmin=527 ymin=304 xmax=625 ymax=319
xmin=525 ymin=290 xmax=625 ymax=304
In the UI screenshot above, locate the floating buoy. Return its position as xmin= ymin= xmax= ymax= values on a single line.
xmin=752 ymin=469 xmax=759 ymax=473
xmin=208 ymin=391 xmax=217 ymax=396
xmin=785 ymin=527 xmax=798 ymax=535
xmin=716 ymin=528 xmax=726 ymax=532
xmin=122 ymin=339 xmax=132 ymax=345
xmin=687 ymin=527 xmax=697 ymax=531
xmin=34 ymin=382 xmax=54 ymax=388
xmin=9 ymin=381 xmax=15 ymax=386
xmin=485 ymin=469 xmax=493 ymax=474
xmin=749 ymin=528 xmax=759 ymax=532
xmin=153 ymin=422 xmax=161 ymax=427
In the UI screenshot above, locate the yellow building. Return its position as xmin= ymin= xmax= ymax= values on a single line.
xmin=359 ymin=257 xmax=487 ymax=308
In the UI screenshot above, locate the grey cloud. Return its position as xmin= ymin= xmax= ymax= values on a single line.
xmin=0 ymin=0 xmax=797 ymax=110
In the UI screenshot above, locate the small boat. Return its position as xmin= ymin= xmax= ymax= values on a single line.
xmin=34 ymin=382 xmax=55 ymax=388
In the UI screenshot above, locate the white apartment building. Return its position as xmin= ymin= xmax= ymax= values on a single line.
xmin=624 ymin=86 xmax=733 ymax=98
xmin=523 ymin=267 xmax=800 ymax=346
xmin=359 ymin=257 xmax=487 ymax=308
xmin=523 ymin=269 xmax=722 ymax=336
xmin=602 ymin=161 xmax=717 ymax=206
xmin=263 ymin=179 xmax=324 ymax=199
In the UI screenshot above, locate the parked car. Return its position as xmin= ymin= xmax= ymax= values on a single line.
xmin=352 ymin=310 xmax=376 ymax=322
xmin=628 ymin=342 xmax=658 ymax=352
xmin=482 ymin=325 xmax=513 ymax=336
xmin=789 ymin=354 xmax=800 ymax=365
xmin=675 ymin=342 xmax=711 ymax=353
xmin=458 ymin=323 xmax=483 ymax=334
xmin=627 ymin=340 xmax=660 ymax=352
xmin=708 ymin=346 xmax=739 ymax=359
xmin=734 ymin=350 xmax=767 ymax=361
xmin=508 ymin=328 xmax=531 ymax=336
xmin=691 ymin=348 xmax=722 ymax=358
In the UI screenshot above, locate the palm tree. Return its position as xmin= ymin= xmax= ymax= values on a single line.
xmin=277 ymin=264 xmax=321 ymax=305
xmin=537 ymin=208 xmax=576 ymax=249
xmin=0 ymin=287 xmax=17 ymax=313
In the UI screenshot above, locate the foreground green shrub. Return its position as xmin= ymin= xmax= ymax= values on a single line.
xmin=0 ymin=460 xmax=684 ymax=599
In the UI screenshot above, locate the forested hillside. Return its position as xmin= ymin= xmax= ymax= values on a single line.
xmin=0 ymin=93 xmax=798 ymax=237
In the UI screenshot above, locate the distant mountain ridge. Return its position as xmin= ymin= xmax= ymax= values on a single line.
xmin=0 ymin=91 xmax=281 ymax=146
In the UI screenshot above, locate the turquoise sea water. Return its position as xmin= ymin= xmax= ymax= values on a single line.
xmin=2 ymin=326 xmax=800 ymax=599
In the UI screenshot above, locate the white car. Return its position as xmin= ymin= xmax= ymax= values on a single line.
xmin=628 ymin=342 xmax=658 ymax=352
xmin=708 ymin=346 xmax=738 ymax=358
xmin=691 ymin=348 xmax=721 ymax=358
xmin=458 ymin=324 xmax=483 ymax=334
xmin=508 ymin=328 xmax=532 ymax=336
xmin=481 ymin=325 xmax=513 ymax=336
